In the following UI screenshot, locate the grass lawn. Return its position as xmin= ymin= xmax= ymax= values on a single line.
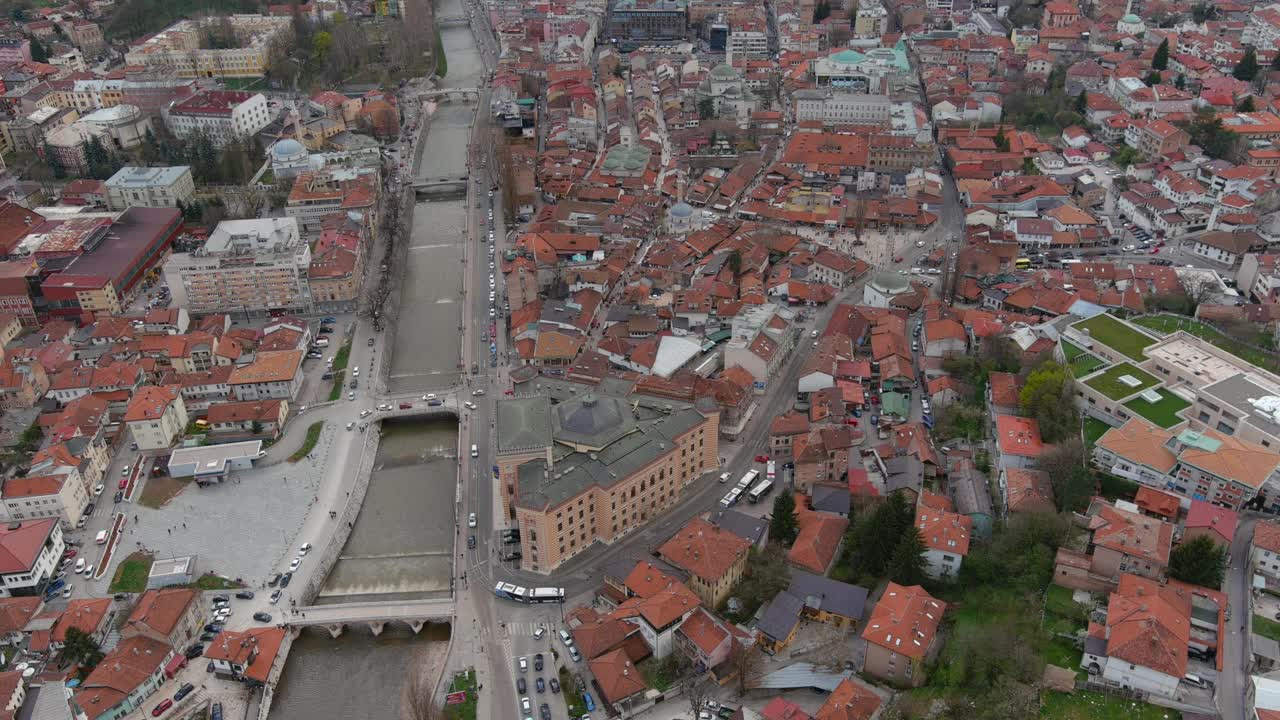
xmin=559 ymin=666 xmax=585 ymax=718
xmin=1097 ymin=472 xmax=1140 ymax=502
xmin=443 ymin=669 xmax=477 ymax=720
xmin=1045 ymin=585 xmax=1087 ymax=620
xmin=1062 ymin=340 xmax=1107 ymax=378
xmin=108 ymin=553 xmax=154 ymax=593
xmin=289 ymin=422 xmax=324 ymax=463
xmin=136 ymin=475 xmax=190 ymax=509
xmin=192 ymin=574 xmax=244 ymax=590
xmin=327 ymin=370 xmax=346 ymax=402
xmin=1122 ymin=389 xmax=1190 ymax=428
xmin=219 ymin=77 xmax=263 ymax=90
xmin=1073 ymin=314 xmax=1156 ymax=361
xmin=1084 ymin=418 xmax=1112 ymax=449
xmin=1133 ymin=314 xmax=1280 ymax=374
xmin=1042 ymin=690 xmax=1180 ymax=719
xmin=332 ymin=340 xmax=352 ymax=372
xmin=1083 ymin=363 xmax=1159 ymax=401
xmin=1255 ymin=614 xmax=1280 ymax=642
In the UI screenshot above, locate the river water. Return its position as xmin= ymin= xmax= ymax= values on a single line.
xmin=386 ymin=0 xmax=486 ymax=394
xmin=267 ymin=0 xmax=484 ymax=713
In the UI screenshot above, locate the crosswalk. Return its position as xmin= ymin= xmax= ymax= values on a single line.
xmin=505 ymin=621 xmax=547 ymax=637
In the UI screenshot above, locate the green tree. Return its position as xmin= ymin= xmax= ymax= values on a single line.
xmin=1235 ymin=46 xmax=1260 ymax=81
xmin=312 ymin=30 xmax=332 ymax=63
xmin=1073 ymin=90 xmax=1087 ymax=114
xmin=726 ymin=249 xmax=742 ymax=276
xmin=1152 ymin=38 xmax=1169 ymax=71
xmin=84 ymin=136 xmax=114 ymax=180
xmin=994 ymin=126 xmax=1009 ymax=152
xmin=61 ymin=627 xmax=105 ymax=669
xmin=697 ymin=97 xmax=715 ymax=120
xmin=1144 ymin=70 xmax=1162 ymax=86
xmin=846 ymin=492 xmax=914 ymax=578
xmin=42 ymin=142 xmax=65 ymax=179
xmin=30 ymin=37 xmax=48 ymax=63
xmin=1186 ymin=108 xmax=1237 ymax=159
xmin=1239 ymin=95 xmax=1258 ymax=112
xmin=1168 ymin=534 xmax=1226 ymax=588
xmin=1035 ymin=440 xmax=1092 ymax=513
xmin=1113 ymin=145 xmax=1140 ymax=168
xmin=887 ymin=529 xmax=927 ymax=585
xmin=1175 ymin=74 xmax=1187 ymax=90
xmin=813 ymin=0 xmax=831 ymax=22
xmin=769 ymin=489 xmax=799 ymax=545
xmin=251 ymin=420 xmax=264 ymax=435
xmin=1192 ymin=3 xmax=1217 ymax=21
xmin=1018 ymin=360 xmax=1079 ymax=443
xmin=728 ymin=546 xmax=791 ymax=617
xmin=1273 ymin=52 xmax=1280 ymax=70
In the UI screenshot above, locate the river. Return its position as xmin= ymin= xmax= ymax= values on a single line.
xmin=386 ymin=0 xmax=487 ymax=394
xmin=267 ymin=0 xmax=485 ymax=713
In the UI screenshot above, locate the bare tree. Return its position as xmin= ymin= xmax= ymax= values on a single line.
xmin=727 ymin=641 xmax=763 ymax=696
xmin=402 ymin=663 xmax=442 ymax=720
xmin=684 ymin=674 xmax=712 ymax=717
xmin=849 ymin=196 xmax=868 ymax=241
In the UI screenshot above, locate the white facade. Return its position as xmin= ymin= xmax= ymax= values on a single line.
xmin=922 ymin=548 xmax=963 ymax=579
xmin=0 ymin=522 xmax=63 ymax=599
xmin=794 ymin=89 xmax=892 ymax=125
xmin=164 ymin=218 xmax=312 ymax=315
xmin=165 ymin=91 xmax=271 ymax=146
xmin=105 ymin=166 xmax=196 ymax=211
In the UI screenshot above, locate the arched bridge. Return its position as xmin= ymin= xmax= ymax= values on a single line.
xmin=408 ymin=175 xmax=471 ymax=195
xmin=417 ymin=88 xmax=481 ymax=102
xmin=287 ymin=597 xmax=455 ymax=637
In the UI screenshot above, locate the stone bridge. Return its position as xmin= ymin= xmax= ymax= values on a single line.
xmin=417 ymin=88 xmax=481 ymax=102
xmin=287 ymin=597 xmax=455 ymax=638
xmin=408 ymin=175 xmax=471 ymax=197
xmin=436 ymin=15 xmax=470 ymax=26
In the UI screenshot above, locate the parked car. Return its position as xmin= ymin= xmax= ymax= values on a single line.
xmin=270 ymin=589 xmax=282 ymax=604
xmin=517 ymin=678 xmax=527 ymax=694
xmin=174 ymin=683 xmax=195 ymax=701
xmin=151 ymin=700 xmax=173 ymax=717
xmin=268 ymin=573 xmax=282 ymax=587
xmin=280 ymin=572 xmax=293 ymax=588
xmin=253 ymin=612 xmax=272 ymax=622
xmin=534 ymin=653 xmax=544 ymax=672
xmin=235 ymin=591 xmax=255 ymax=600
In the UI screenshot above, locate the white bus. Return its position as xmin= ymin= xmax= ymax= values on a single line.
xmin=736 ymin=469 xmax=760 ymax=491
xmin=747 ymin=479 xmax=774 ymax=504
xmin=766 ymin=461 xmax=776 ymax=480
xmin=720 ymin=487 xmax=742 ymax=507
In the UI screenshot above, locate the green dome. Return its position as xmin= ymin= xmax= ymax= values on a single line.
xmin=1121 ymin=13 xmax=1141 ymax=23
xmin=829 ymin=49 xmax=866 ymax=65
xmin=710 ymin=63 xmax=737 ymax=80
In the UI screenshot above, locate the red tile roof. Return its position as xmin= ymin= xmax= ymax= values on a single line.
xmin=789 ymin=495 xmax=849 ymax=574
xmin=1255 ymin=521 xmax=1280 ymax=554
xmin=1088 ymin=503 xmax=1173 ymax=566
xmin=656 ymin=517 xmax=750 ymax=584
xmin=588 ymin=647 xmax=648 ymax=705
xmin=1133 ymin=486 xmax=1180 ymax=520
xmin=125 ymin=588 xmax=196 ymax=637
xmin=76 ymin=635 xmax=172 ymax=720
xmin=915 ymin=508 xmax=972 ymax=556
xmin=995 ymin=414 xmax=1046 ymax=458
xmin=0 ymin=518 xmax=57 ymax=574
xmin=861 ymin=582 xmax=946 ymax=660
xmin=122 ymin=385 xmax=178 ymax=423
xmin=1105 ymin=574 xmax=1189 ymax=678
xmin=1184 ymin=500 xmax=1237 ymax=545
xmin=815 ymin=677 xmax=882 ymax=720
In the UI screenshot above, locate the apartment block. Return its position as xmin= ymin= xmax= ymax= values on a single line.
xmin=164 ymin=218 xmax=312 ymax=316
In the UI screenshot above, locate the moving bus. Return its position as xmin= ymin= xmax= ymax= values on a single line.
xmin=719 ymin=487 xmax=742 ymax=507
xmin=494 ymin=583 xmax=566 ymax=603
xmin=766 ymin=461 xmax=776 ymax=480
xmin=736 ymin=469 xmax=760 ymax=491
xmin=747 ymin=479 xmax=774 ymax=504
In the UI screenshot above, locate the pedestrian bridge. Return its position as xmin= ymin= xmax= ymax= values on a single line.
xmin=408 ymin=175 xmax=471 ymax=196
xmin=437 ymin=15 xmax=470 ymax=26
xmin=287 ymin=597 xmax=455 ymax=637
xmin=418 ymin=88 xmax=481 ymax=102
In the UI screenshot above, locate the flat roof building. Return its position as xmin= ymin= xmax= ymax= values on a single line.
xmin=167 ymin=440 xmax=262 ymax=484
xmin=164 ymin=218 xmax=311 ymax=316
xmin=105 ymin=166 xmax=196 ymax=211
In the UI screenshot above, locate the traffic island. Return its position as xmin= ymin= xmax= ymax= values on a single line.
xmin=444 ymin=668 xmax=477 ymax=720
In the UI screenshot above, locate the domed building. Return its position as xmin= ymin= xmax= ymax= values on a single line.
xmin=695 ymin=63 xmax=758 ymax=121
xmin=269 ymin=138 xmax=310 ymax=180
xmin=667 ymin=201 xmax=696 ymax=234
xmin=1116 ymin=13 xmax=1145 ymax=34
xmin=863 ymin=270 xmax=912 ymax=308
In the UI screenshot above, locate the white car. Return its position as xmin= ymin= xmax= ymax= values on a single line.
xmin=472 ymin=389 xmax=485 ymax=396
xmin=346 ymin=422 xmax=355 ymax=431
xmin=82 ymin=564 xmax=94 ymax=577
xmin=74 ymin=558 xmax=86 ymax=573
xmin=289 ymin=556 xmax=302 ymax=571
xmin=464 ymin=401 xmax=476 ymax=410
xmin=348 ymin=392 xmax=355 ymax=401
xmin=352 ymin=367 xmax=360 ymax=377
xmin=299 ymin=543 xmax=312 ymax=555
xmin=93 ymin=484 xmax=105 ymax=496
xmin=423 ymin=393 xmax=436 ymax=401
xmin=915 ymin=240 xmax=926 ymax=247
xmin=468 ymin=512 xmax=477 ymax=528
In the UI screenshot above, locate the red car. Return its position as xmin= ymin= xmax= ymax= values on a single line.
xmin=151 ymin=700 xmax=173 ymax=717
xmin=845 ymin=418 xmax=859 ymax=426
xmin=118 ymin=477 xmax=129 ymax=490
xmin=64 ymin=549 xmax=77 ymax=558
xmin=1150 ymin=247 xmax=1159 ymax=254
xmin=893 ymin=256 xmax=904 ymax=263
xmin=754 ymin=455 xmax=770 ymax=463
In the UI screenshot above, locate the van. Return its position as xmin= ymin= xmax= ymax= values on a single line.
xmin=718 ymin=472 xmax=731 ymax=483
xmin=471 ymin=444 xmax=478 ymax=458
xmin=94 ymin=530 xmax=108 ymax=545
xmin=1183 ymin=673 xmax=1210 ymax=689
